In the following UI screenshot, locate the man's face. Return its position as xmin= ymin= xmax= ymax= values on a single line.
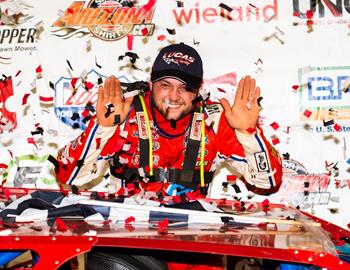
xmin=151 ymin=78 xmax=198 ymax=121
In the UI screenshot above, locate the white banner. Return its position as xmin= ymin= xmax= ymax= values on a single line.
xmin=0 ymin=0 xmax=349 ymax=230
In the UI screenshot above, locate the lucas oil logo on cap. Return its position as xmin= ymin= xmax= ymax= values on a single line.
xmin=162 ymin=52 xmax=195 ymax=66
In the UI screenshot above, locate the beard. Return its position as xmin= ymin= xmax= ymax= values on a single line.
xmin=150 ymin=93 xmax=194 ymax=121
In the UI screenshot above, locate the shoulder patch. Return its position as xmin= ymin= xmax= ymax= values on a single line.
xmin=204 ymin=103 xmax=223 ymax=133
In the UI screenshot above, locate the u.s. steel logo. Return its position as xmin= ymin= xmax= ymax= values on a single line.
xmin=52 ymin=0 xmax=156 ymax=41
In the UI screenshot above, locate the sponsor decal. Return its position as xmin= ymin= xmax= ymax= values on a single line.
xmin=152 ymin=141 xmax=160 ymax=151
xmin=298 ymin=66 xmax=350 ymax=122
xmin=54 ymin=69 xmax=128 ymax=129
xmin=132 ymin=153 xmax=159 ymax=166
xmin=0 ymin=7 xmax=38 ymax=52
xmin=189 ymin=112 xmax=202 ymax=141
xmin=280 ymin=159 xmax=331 ymax=205
xmin=136 ymin=112 xmax=148 ymax=139
xmin=52 ymin=0 xmax=155 ymax=41
xmin=172 ymin=0 xmax=278 ymax=25
xmin=293 ymin=0 xmax=350 ymax=25
xmin=254 ymin=151 xmax=269 ymax=172
xmin=132 ymin=153 xmax=139 ymax=165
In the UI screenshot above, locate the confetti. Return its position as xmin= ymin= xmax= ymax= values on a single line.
xmin=282 ymin=153 xmax=290 ymax=160
xmin=329 ymin=208 xmax=338 ymax=214
xmin=306 ymin=9 xmax=313 ymax=19
xmin=226 ymin=175 xmax=236 ymax=182
xmin=166 ymin=28 xmax=176 ymax=35
xmin=84 ymin=81 xmax=94 ymax=90
xmin=95 ymin=56 xmax=102 ymax=69
xmin=271 ymin=136 xmax=280 ymax=145
xmin=303 ymin=109 xmax=312 ymax=118
xmin=158 ymin=218 xmax=169 ymax=233
xmin=323 ymin=119 xmax=334 ymax=127
xmin=66 ymin=59 xmax=74 ymax=71
xmin=270 ymin=122 xmax=279 ymax=130
xmin=105 ymin=103 xmax=114 ymax=118
xmin=27 ymin=137 xmax=38 ymax=149
xmin=262 ymin=198 xmax=270 ymax=215
xmin=49 ymin=81 xmax=55 ymax=90
xmin=55 ymin=217 xmax=68 ymax=231
xmin=15 ymin=70 xmax=21 ymax=77
xmin=113 ymin=114 xmax=121 ymax=125
xmin=219 ymin=3 xmax=233 ymax=12
xmin=35 ymin=65 xmax=42 ymax=73
xmin=292 ymin=85 xmax=299 ymax=92
xmin=71 ymin=112 xmax=80 ymax=121
xmin=22 ymin=93 xmax=30 ymax=105
xmin=157 ymin=34 xmax=166 ymax=41
xmin=71 ymin=77 xmax=78 ymax=89
xmin=333 ymin=123 xmax=341 ymax=132
xmin=127 ymin=34 xmax=134 ymax=50
xmin=125 ymin=216 xmax=135 ymax=224
xmin=141 ymin=27 xmax=149 ymax=36
xmin=246 ymin=127 xmax=256 ymax=134
xmin=86 ymin=40 xmax=92 ymax=52
xmin=176 ymin=1 xmax=184 ymax=8
xmin=283 ymin=126 xmax=291 ymax=134
xmin=142 ymin=0 xmax=157 ymax=12
xmin=31 ymin=127 xmax=44 ymax=136
xmin=76 ymin=159 xmax=84 ymax=168
xmin=193 ymin=38 xmax=200 ymax=46
xmin=125 ymin=51 xmax=139 ymax=63
xmin=254 ymin=58 xmax=263 ymax=65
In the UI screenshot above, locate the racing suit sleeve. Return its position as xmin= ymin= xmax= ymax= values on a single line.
xmin=216 ymin=115 xmax=282 ymax=195
xmin=55 ymin=116 xmax=120 ymax=186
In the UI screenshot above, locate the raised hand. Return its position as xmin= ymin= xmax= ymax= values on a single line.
xmin=220 ymin=75 xmax=260 ymax=134
xmin=96 ymin=76 xmax=134 ymax=127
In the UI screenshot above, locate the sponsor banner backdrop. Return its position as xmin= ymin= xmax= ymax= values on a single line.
xmin=0 ymin=0 xmax=349 ymax=230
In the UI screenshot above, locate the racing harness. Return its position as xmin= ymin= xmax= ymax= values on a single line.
xmin=112 ymin=89 xmax=214 ymax=194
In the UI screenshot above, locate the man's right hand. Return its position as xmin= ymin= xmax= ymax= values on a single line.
xmin=96 ymin=76 xmax=134 ymax=127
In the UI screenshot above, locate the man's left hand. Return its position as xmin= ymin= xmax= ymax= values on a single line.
xmin=220 ymin=75 xmax=260 ymax=134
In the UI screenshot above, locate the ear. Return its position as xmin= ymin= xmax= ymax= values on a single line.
xmin=148 ymin=79 xmax=153 ymax=91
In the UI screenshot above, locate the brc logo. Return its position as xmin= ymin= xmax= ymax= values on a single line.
xmin=299 ymin=66 xmax=350 ymax=120
xmin=308 ymin=76 xmax=347 ymax=100
xmin=54 ymin=69 xmax=128 ymax=130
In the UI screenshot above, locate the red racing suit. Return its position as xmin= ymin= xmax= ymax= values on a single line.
xmin=55 ymin=92 xmax=282 ymax=197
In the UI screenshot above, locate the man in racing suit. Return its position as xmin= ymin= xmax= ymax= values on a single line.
xmin=55 ymin=42 xmax=282 ymax=201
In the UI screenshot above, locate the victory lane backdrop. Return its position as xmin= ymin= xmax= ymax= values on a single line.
xmin=0 ymin=0 xmax=349 ymax=230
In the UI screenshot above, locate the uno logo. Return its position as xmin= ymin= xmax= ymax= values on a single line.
xmin=293 ymin=0 xmax=350 ymax=19
xmin=299 ymin=66 xmax=350 ymax=120
xmin=52 ymin=0 xmax=155 ymax=41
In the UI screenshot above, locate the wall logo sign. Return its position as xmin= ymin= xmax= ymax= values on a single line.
xmin=54 ymin=69 xmax=128 ymax=130
xmin=280 ymin=159 xmax=331 ymax=205
xmin=293 ymin=0 xmax=350 ymax=25
xmin=172 ymin=0 xmax=278 ymax=25
xmin=52 ymin=0 xmax=155 ymax=41
xmin=298 ymin=66 xmax=350 ymax=122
